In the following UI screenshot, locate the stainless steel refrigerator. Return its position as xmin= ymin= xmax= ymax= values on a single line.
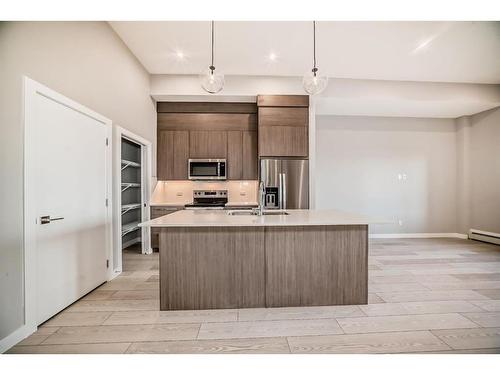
xmin=260 ymin=158 xmax=309 ymax=209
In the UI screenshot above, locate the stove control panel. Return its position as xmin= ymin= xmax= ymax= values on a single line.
xmin=193 ymin=190 xmax=227 ymax=198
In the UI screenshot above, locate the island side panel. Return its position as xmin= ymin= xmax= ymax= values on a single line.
xmin=159 ymin=227 xmax=265 ymax=310
xmin=265 ymin=225 xmax=368 ymax=307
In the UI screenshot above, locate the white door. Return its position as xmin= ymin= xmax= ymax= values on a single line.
xmin=26 ymin=80 xmax=111 ymax=325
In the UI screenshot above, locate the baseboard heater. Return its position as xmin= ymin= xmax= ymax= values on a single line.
xmin=469 ymin=229 xmax=500 ymax=245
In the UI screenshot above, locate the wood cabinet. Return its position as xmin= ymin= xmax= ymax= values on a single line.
xmin=158 ymin=113 xmax=256 ymax=131
xmin=157 ymin=130 xmax=189 ymax=180
xmin=157 ymin=224 xmax=368 ymax=310
xmin=265 ymin=225 xmax=368 ymax=307
xmin=157 ymin=127 xmax=258 ymax=181
xmin=159 ymin=227 xmax=266 ymax=309
xmin=242 ymin=131 xmax=258 ymax=179
xmin=257 ymin=95 xmax=309 ymax=158
xmin=226 ymin=130 xmax=258 ymax=180
xmin=259 ymin=126 xmax=308 ymax=157
xmin=150 ymin=207 xmax=182 ymax=249
xmin=258 ymin=107 xmax=308 ymax=127
xmin=257 ymin=95 xmax=309 ymax=107
xmin=156 ymin=101 xmax=264 ymax=181
xmin=227 ymin=131 xmax=243 ymax=179
xmin=189 ymin=130 xmax=227 ymax=159
xmin=158 ymin=102 xmax=257 ymax=114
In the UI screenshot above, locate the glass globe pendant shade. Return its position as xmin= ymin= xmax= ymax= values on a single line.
xmin=303 ymin=68 xmax=328 ymax=95
xmin=199 ymin=66 xmax=224 ymax=94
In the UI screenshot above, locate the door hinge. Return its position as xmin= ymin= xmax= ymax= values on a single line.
xmin=105 ymin=198 xmax=109 ymax=207
xmin=106 ymin=259 xmax=109 ymax=268
xmin=105 ymin=138 xmax=109 ymax=146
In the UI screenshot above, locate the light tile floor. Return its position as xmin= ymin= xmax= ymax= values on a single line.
xmin=7 ymin=238 xmax=500 ymax=354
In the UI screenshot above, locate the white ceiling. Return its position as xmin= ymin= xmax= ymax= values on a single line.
xmin=110 ymin=21 xmax=500 ymax=84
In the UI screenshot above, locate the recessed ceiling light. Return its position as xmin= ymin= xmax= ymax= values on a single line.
xmin=269 ymin=53 xmax=277 ymax=61
xmin=412 ymin=38 xmax=433 ymax=54
xmin=175 ymin=51 xmax=185 ymax=59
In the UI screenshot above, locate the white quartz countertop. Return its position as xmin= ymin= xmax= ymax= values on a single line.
xmin=150 ymin=202 xmax=258 ymax=208
xmin=225 ymin=202 xmax=258 ymax=207
xmin=150 ymin=203 xmax=188 ymax=207
xmin=139 ymin=209 xmax=385 ymax=228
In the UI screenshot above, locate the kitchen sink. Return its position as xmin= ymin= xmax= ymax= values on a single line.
xmin=227 ymin=210 xmax=289 ymax=216
xmin=227 ymin=210 xmax=256 ymax=216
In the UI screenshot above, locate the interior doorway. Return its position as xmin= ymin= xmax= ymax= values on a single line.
xmin=112 ymin=127 xmax=152 ymax=275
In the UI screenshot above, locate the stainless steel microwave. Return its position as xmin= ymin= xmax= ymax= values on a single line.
xmin=188 ymin=159 xmax=227 ymax=180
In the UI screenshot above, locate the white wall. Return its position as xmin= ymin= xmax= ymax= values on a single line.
xmin=0 ymin=22 xmax=156 ymax=341
xmin=151 ymin=74 xmax=500 ymax=118
xmin=456 ymin=116 xmax=472 ymax=234
xmin=468 ymin=107 xmax=500 ymax=233
xmin=315 ymin=115 xmax=458 ymax=234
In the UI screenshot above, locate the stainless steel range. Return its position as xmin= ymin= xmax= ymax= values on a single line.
xmin=184 ymin=190 xmax=228 ymax=210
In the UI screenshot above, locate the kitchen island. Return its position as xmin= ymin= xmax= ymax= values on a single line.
xmin=140 ymin=209 xmax=376 ymax=310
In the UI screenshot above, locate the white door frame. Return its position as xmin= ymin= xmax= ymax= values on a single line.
xmin=112 ymin=126 xmax=153 ymax=275
xmin=23 ymin=77 xmax=113 ymax=334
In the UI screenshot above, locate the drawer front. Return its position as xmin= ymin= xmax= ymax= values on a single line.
xmin=151 ymin=207 xmax=182 ymax=219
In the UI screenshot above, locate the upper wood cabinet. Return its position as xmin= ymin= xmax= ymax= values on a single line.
xmin=257 ymin=95 xmax=309 ymax=107
xmin=156 ymin=101 xmax=260 ymax=181
xmin=158 ymin=113 xmax=256 ymax=131
xmin=226 ymin=130 xmax=258 ymax=180
xmin=257 ymin=95 xmax=309 ymax=158
xmin=158 ymin=102 xmax=257 ymax=114
xmin=259 ymin=107 xmax=308 ymax=127
xmin=189 ymin=131 xmax=228 ymax=159
xmin=227 ymin=131 xmax=243 ymax=179
xmin=242 ymin=131 xmax=258 ymax=179
xmin=157 ymin=130 xmax=189 ymax=180
xmin=258 ymin=126 xmax=308 ymax=158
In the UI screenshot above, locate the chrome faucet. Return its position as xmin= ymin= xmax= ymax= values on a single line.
xmin=254 ymin=181 xmax=265 ymax=216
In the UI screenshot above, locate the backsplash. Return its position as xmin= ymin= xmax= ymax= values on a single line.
xmin=150 ymin=180 xmax=259 ymax=205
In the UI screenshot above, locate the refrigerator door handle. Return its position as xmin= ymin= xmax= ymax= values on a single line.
xmin=278 ymin=173 xmax=283 ymax=210
xmin=282 ymin=173 xmax=287 ymax=209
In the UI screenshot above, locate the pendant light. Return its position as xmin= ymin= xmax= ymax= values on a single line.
xmin=303 ymin=21 xmax=328 ymax=95
xmin=200 ymin=21 xmax=224 ymax=94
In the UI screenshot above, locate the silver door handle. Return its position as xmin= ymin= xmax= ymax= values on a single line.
xmin=278 ymin=173 xmax=283 ymax=210
xmin=282 ymin=173 xmax=287 ymax=209
xmin=40 ymin=215 xmax=64 ymax=224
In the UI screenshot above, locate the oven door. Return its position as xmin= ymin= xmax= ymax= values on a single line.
xmin=188 ymin=159 xmax=226 ymax=180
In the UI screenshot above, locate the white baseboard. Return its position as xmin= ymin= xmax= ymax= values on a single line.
xmin=369 ymin=233 xmax=468 ymax=239
xmin=469 ymin=229 xmax=500 ymax=245
xmin=0 ymin=324 xmax=36 ymax=353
